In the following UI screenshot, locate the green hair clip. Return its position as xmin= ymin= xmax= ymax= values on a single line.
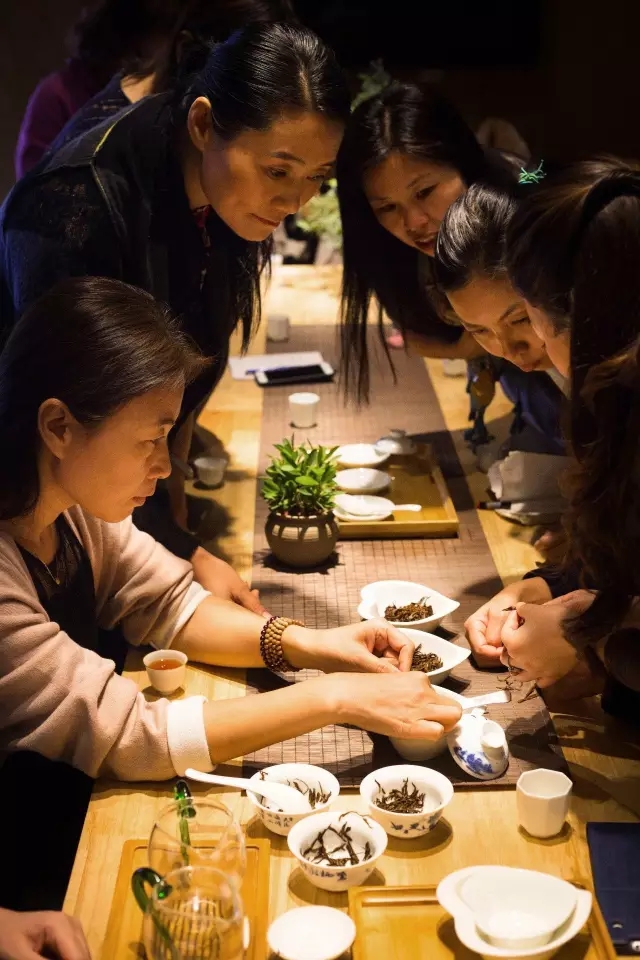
xmin=519 ymin=161 xmax=546 ymax=185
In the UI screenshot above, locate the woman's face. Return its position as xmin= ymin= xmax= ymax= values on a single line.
xmin=189 ymin=102 xmax=344 ymax=241
xmin=363 ymin=152 xmax=465 ymax=256
xmin=42 ymin=386 xmax=182 ymax=523
xmin=524 ymin=301 xmax=571 ymax=377
xmin=446 ymin=275 xmax=552 ymax=373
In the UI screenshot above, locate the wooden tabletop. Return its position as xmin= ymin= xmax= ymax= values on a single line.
xmin=64 ymin=266 xmax=640 ymax=956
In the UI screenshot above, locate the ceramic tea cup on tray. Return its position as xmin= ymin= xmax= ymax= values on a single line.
xmin=437 ymin=865 xmax=591 ymax=960
xmin=246 ymin=763 xmax=340 ymax=836
xmin=360 ymin=764 xmax=453 ymax=839
xmin=131 ymin=864 xmax=244 ymax=960
xmin=359 ymin=579 xmax=461 ymax=631
xmin=288 ymin=811 xmax=387 ymax=892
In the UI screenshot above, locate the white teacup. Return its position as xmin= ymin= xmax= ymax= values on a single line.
xmin=516 ymin=769 xmax=572 ymax=838
xmin=143 ymin=649 xmax=188 ymax=695
xmin=194 ymin=455 xmax=227 ymax=488
xmin=288 ymin=392 xmax=319 ymax=428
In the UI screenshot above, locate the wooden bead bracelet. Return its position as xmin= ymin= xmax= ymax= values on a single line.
xmin=259 ymin=615 xmax=304 ymax=672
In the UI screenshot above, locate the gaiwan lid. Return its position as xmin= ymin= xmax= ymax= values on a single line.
xmin=267 ymin=906 xmax=356 ymax=960
xmin=375 ymin=429 xmax=416 ymax=455
xmin=447 ymin=712 xmax=509 ymax=781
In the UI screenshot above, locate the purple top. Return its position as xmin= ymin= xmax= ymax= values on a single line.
xmin=15 ymin=59 xmax=104 ymax=179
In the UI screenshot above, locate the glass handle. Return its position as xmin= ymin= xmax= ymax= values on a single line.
xmin=131 ymin=866 xmax=164 ymax=913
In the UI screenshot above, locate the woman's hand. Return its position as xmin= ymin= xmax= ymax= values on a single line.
xmin=464 ymin=577 xmax=553 ymax=667
xmin=500 ymin=591 xmax=596 ymax=687
xmin=283 ymin=620 xmax=415 ymax=674
xmin=0 ymin=908 xmax=91 ymax=960
xmin=191 ymin=547 xmax=268 ymax=616
xmin=327 ymin=671 xmax=463 ymax=740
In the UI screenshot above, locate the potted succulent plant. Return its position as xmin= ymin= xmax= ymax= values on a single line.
xmin=262 ymin=438 xmax=339 ymax=568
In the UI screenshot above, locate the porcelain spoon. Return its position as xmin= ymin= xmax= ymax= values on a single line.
xmin=185 ymin=768 xmax=311 ymax=812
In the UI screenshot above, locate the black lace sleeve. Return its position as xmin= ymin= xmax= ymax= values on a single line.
xmin=2 ymin=168 xmax=124 ymax=318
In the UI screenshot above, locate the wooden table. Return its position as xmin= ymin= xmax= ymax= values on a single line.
xmin=64 ymin=266 xmax=640 ymax=956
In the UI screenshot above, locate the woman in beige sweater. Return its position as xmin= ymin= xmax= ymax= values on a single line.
xmin=0 ymin=276 xmax=460 ymax=784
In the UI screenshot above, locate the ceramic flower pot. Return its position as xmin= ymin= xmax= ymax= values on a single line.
xmin=265 ymin=512 xmax=338 ymax=568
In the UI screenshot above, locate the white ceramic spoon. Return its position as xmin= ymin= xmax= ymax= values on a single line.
xmin=458 ymin=689 xmax=511 ymax=711
xmin=185 ymin=768 xmax=311 ymax=812
xmin=335 ymin=495 xmax=421 ymax=519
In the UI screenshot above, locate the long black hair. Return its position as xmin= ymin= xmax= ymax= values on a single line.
xmin=174 ymin=22 xmax=350 ymax=352
xmin=337 ymin=81 xmax=518 ymax=401
xmin=0 ymin=277 xmax=207 ymax=522
xmin=434 ymin=181 xmax=526 ymax=293
xmin=506 ymin=157 xmax=640 ymax=646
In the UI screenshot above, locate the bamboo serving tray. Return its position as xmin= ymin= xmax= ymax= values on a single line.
xmin=102 ymin=838 xmax=270 ymax=960
xmin=348 ymin=883 xmax=615 ymax=960
xmin=336 ymin=445 xmax=459 ymax=539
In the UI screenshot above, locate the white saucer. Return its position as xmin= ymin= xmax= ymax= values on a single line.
xmin=267 ymin=906 xmax=356 ymax=960
xmin=336 ymin=467 xmax=391 ymax=494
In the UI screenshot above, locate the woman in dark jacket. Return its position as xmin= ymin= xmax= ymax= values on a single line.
xmin=0 ymin=22 xmax=350 ymax=604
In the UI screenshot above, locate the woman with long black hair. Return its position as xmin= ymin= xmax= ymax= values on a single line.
xmin=1 ymin=22 xmax=350 ymax=606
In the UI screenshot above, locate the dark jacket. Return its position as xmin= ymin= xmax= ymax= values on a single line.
xmin=1 ymin=93 xmax=236 ymax=559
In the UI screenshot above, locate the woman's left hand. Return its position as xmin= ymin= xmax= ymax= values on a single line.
xmin=284 ymin=620 xmax=415 ymax=674
xmin=500 ymin=591 xmax=596 ymax=687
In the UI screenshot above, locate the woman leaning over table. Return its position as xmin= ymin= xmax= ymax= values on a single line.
xmin=462 ymin=158 xmax=640 ymax=720
xmin=0 ymin=22 xmax=350 ymax=612
xmin=0 ymin=277 xmax=461 ymax=910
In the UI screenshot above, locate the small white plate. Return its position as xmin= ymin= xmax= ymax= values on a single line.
xmin=336 ymin=468 xmax=391 ymax=494
xmin=358 ymin=580 xmax=460 ymax=630
xmin=267 ymin=906 xmax=356 ymax=960
xmin=336 ymin=444 xmax=390 ymax=468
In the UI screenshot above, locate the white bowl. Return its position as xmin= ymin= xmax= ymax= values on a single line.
xmin=267 ymin=907 xmax=356 ymax=960
xmin=247 ymin=764 xmax=339 ymax=837
xmin=335 ymin=444 xmax=390 ymax=468
xmin=361 ymin=579 xmax=460 ymax=631
xmin=437 ymin=867 xmax=590 ymax=960
xmin=288 ymin=811 xmax=387 ymax=892
xmin=360 ymin=580 xmax=460 ymax=630
xmin=336 ymin=468 xmax=391 ymax=494
xmin=397 ymin=629 xmax=471 ymax=684
xmin=388 ymin=685 xmax=467 ymax=761
xmin=143 ymin=649 xmax=188 ymax=695
xmin=360 ymin=764 xmax=453 ymax=838
xmin=193 ymin=455 xmax=227 ymax=487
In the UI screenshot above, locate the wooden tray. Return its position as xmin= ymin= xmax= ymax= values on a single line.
xmin=102 ymin=838 xmax=270 ymax=960
xmin=336 ymin=446 xmax=459 ymax=538
xmin=348 ymin=883 xmax=615 ymax=960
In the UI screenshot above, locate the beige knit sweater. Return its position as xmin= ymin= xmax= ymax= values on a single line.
xmin=0 ymin=506 xmax=213 ymax=781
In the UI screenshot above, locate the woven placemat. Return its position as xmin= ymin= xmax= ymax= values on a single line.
xmin=243 ymin=326 xmax=566 ymax=787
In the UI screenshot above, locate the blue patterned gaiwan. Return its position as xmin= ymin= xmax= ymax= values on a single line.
xmin=447 ymin=711 xmax=509 ymax=781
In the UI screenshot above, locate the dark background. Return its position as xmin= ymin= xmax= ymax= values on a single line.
xmin=1 ymin=0 xmax=639 ymax=198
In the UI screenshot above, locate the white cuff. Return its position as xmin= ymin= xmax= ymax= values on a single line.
xmin=152 ymin=583 xmax=210 ymax=650
xmin=166 ymin=695 xmax=214 ymax=775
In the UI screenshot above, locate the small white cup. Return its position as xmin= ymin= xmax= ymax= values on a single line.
xmin=193 ymin=455 xmax=227 ymax=488
xmin=267 ymin=313 xmax=290 ymax=342
xmin=516 ymin=769 xmax=572 ymax=838
xmin=288 ymin=392 xmax=319 ymax=428
xmin=143 ymin=649 xmax=188 ymax=695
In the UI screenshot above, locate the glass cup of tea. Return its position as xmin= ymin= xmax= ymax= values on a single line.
xmin=148 ymin=795 xmax=246 ymax=884
xmin=132 ymin=864 xmax=244 ymax=960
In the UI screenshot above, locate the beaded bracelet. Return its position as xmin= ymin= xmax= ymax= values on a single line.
xmin=259 ymin=616 xmax=304 ymax=672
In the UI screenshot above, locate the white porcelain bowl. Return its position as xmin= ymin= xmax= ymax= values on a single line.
xmin=335 ymin=444 xmax=390 ymax=468
xmin=388 ymin=685 xmax=467 ymax=761
xmin=336 ymin=468 xmax=391 ymax=494
xmin=360 ymin=579 xmax=460 ymax=631
xmin=397 ymin=629 xmax=471 ymax=684
xmin=437 ymin=866 xmax=590 ymax=960
xmin=288 ymin=811 xmax=387 ymax=892
xmin=247 ymin=764 xmax=339 ymax=837
xmin=360 ymin=764 xmax=453 ymax=838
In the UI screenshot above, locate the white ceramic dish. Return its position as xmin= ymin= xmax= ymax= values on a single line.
xmin=359 ymin=580 xmax=460 ymax=630
xmin=288 ymin=811 xmax=387 ymax=892
xmin=360 ymin=764 xmax=453 ymax=838
xmin=437 ymin=866 xmax=590 ymax=960
xmin=247 ymin=763 xmax=339 ymax=837
xmin=334 ymin=494 xmax=421 ymax=522
xmin=267 ymin=907 xmax=356 ymax=960
xmin=335 ymin=444 xmax=390 ymax=468
xmin=143 ymin=649 xmax=187 ymax=695
xmin=398 ymin=629 xmax=470 ymax=683
xmin=336 ymin=467 xmax=391 ymax=494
